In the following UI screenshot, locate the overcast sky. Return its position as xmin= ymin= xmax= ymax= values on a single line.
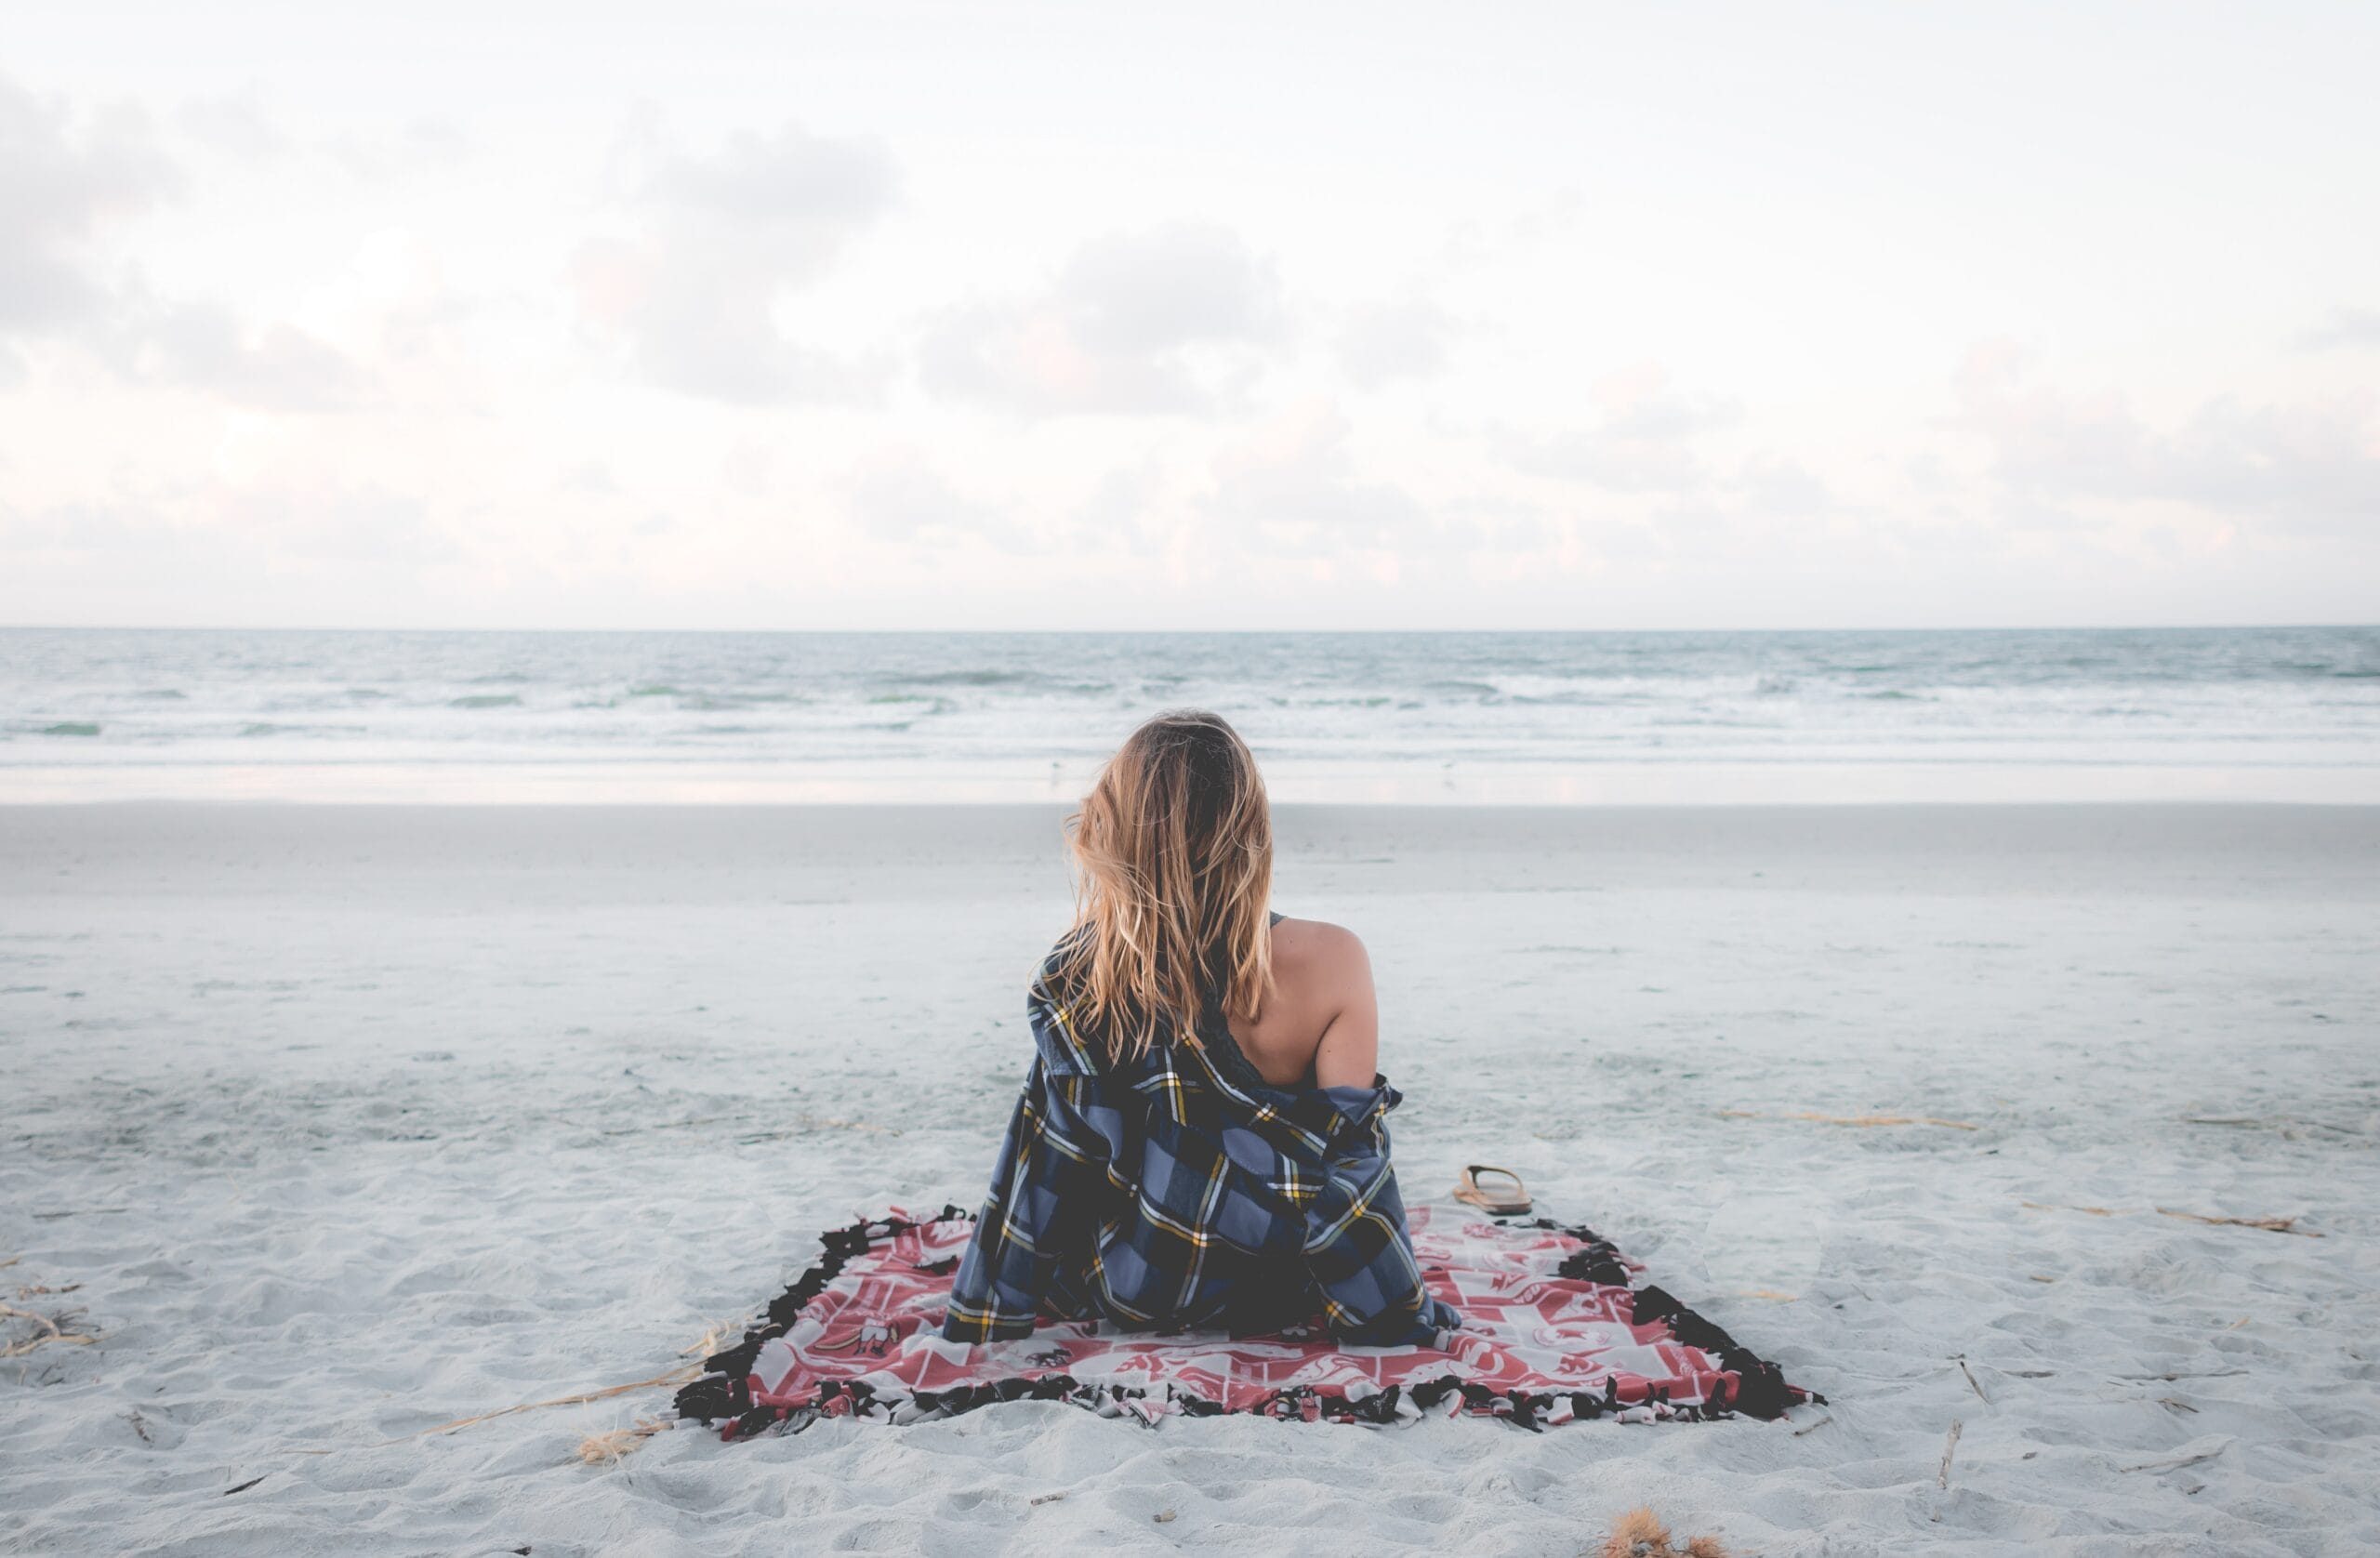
xmin=4 ymin=2 xmax=2375 ymax=629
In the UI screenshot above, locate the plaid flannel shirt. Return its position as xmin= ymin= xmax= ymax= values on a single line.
xmin=941 ymin=928 xmax=1459 ymax=1348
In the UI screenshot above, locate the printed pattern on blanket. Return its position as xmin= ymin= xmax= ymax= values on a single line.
xmin=674 ymin=1204 xmax=1819 ymax=1436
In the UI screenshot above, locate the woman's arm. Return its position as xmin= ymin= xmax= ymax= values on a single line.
xmin=941 ymin=1053 xmax=1104 ymax=1344
xmin=1308 ymin=924 xmax=1381 ymax=1090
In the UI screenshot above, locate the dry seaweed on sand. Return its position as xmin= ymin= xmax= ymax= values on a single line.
xmin=1602 ymin=1506 xmax=1731 ymax=1558
xmin=1719 ymin=1109 xmax=1979 ymax=1131
xmin=0 ymin=1301 xmax=99 ymax=1359
xmin=576 ymin=1419 xmax=671 ymax=1465
xmin=308 ymin=1323 xmax=727 ymax=1455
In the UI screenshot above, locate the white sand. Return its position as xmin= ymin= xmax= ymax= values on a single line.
xmin=2 ymin=802 xmax=2375 ymax=1556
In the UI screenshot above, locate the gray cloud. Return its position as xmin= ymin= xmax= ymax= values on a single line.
xmin=840 ymin=450 xmax=1021 ymax=547
xmin=5 ymin=482 xmax=456 ymax=572
xmin=0 ymin=74 xmax=379 ymax=411
xmin=0 ymin=73 xmax=179 ymax=337
xmin=326 ymin=116 xmax=471 ymax=182
xmin=919 ymin=222 xmax=1285 ymax=416
xmin=1735 ymin=454 xmax=1834 ymax=516
xmin=2294 ymin=307 xmax=2380 ymax=352
xmin=1070 ymin=460 xmax=1168 ymax=550
xmin=1499 ymin=369 xmax=1740 ymax=494
xmin=1956 ymin=345 xmax=2380 ymax=535
xmin=641 ymin=122 xmax=892 ymax=236
xmin=174 ymin=93 xmax=290 ymax=163
xmin=1199 ymin=404 xmax=1429 ymax=556
xmin=124 ymin=300 xmax=367 ymax=411
xmin=1335 ymin=297 xmax=1456 ymax=390
xmin=573 ymin=114 xmax=896 ymax=403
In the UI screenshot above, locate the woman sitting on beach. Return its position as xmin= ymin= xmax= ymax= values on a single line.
xmin=941 ymin=710 xmax=1458 ymax=1347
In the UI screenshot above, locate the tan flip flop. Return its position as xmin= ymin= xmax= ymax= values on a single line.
xmin=1452 ymin=1164 xmax=1532 ymax=1217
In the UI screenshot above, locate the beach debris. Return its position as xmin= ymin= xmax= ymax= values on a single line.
xmin=222 ymin=1476 xmax=265 ymax=1497
xmin=1720 ymin=1110 xmax=1978 ymax=1131
xmin=1154 ymin=1508 xmax=1177 ymax=1524
xmin=374 ymin=1367 xmax=702 ymax=1446
xmin=1790 ymin=1414 xmax=1833 ymax=1437
xmin=346 ymin=1317 xmax=730 ymax=1452
xmin=2121 ymin=1438 xmax=2229 ymax=1474
xmin=680 ymin=1319 xmax=734 ymax=1359
xmin=1937 ymin=1419 xmax=1964 ymax=1491
xmin=1028 ymin=1491 xmax=1067 ymax=1506
xmin=126 ymin=1410 xmax=152 ymax=1445
xmin=0 ymin=1302 xmax=99 ymax=1359
xmin=734 ymin=1114 xmax=901 ymax=1143
xmin=1955 ymin=1357 xmax=1990 ymax=1404
xmin=2181 ymin=1115 xmax=2361 ymax=1141
xmin=2156 ymin=1208 xmax=2316 ymax=1235
xmin=1601 ymin=1506 xmax=1730 ymax=1558
xmin=575 ymin=1419 xmax=669 ymax=1465
xmin=2021 ymin=1202 xmax=2319 ymax=1236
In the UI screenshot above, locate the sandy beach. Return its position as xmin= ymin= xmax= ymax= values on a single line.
xmin=2 ymin=801 xmax=2375 ymax=1556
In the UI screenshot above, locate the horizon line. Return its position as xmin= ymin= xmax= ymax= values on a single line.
xmin=1 ymin=621 xmax=2375 ymax=637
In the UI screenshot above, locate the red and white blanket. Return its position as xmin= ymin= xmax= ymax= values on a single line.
xmin=674 ymin=1205 xmax=1817 ymax=1436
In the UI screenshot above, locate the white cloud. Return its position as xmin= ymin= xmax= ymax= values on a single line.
xmin=0 ymin=76 xmax=404 ymax=411
xmin=2295 ymin=307 xmax=2380 ymax=352
xmin=173 ymin=92 xmax=289 ymax=163
xmin=1500 ymin=364 xmax=1740 ymax=494
xmin=840 ymin=449 xmax=1019 ymax=548
xmin=125 ymin=302 xmax=365 ymax=410
xmin=1198 ymin=400 xmax=1428 ymax=556
xmin=1335 ymin=297 xmax=1456 ymax=389
xmin=1955 ymin=343 xmax=2380 ymax=535
xmin=919 ymin=222 xmax=1285 ymax=416
xmin=572 ymin=113 xmax=896 ymax=403
xmin=1734 ymin=454 xmax=1835 ymax=517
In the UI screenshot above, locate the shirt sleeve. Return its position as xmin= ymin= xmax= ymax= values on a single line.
xmin=939 ymin=1056 xmax=1107 ymax=1344
xmin=1298 ymin=1081 xmax=1461 ymax=1346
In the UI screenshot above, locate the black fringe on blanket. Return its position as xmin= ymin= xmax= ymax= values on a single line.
xmin=672 ymin=1208 xmax=1821 ymax=1437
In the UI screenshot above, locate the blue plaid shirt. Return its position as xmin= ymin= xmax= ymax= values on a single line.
xmin=942 ymin=928 xmax=1460 ymax=1348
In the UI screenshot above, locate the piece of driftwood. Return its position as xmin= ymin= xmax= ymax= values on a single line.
xmin=2021 ymin=1202 xmax=2319 ymax=1236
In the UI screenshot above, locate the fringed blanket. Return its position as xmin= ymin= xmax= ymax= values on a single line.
xmin=675 ymin=1205 xmax=1818 ymax=1435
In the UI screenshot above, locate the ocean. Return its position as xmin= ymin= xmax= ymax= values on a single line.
xmin=2 ymin=626 xmax=2375 ymax=803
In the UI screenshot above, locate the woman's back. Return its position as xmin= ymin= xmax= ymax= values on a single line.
xmin=1223 ymin=916 xmax=1381 ymax=1091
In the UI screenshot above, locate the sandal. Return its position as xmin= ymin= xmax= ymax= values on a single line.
xmin=1452 ymin=1164 xmax=1532 ymax=1217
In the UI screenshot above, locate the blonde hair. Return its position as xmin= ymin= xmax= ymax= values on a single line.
xmin=1051 ymin=710 xmax=1275 ymax=1062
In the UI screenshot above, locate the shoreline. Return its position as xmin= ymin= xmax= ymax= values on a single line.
xmin=1 ymin=759 xmax=2375 ymax=806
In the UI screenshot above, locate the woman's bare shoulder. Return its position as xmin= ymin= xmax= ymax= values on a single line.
xmin=1269 ymin=917 xmax=1372 ymax=984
